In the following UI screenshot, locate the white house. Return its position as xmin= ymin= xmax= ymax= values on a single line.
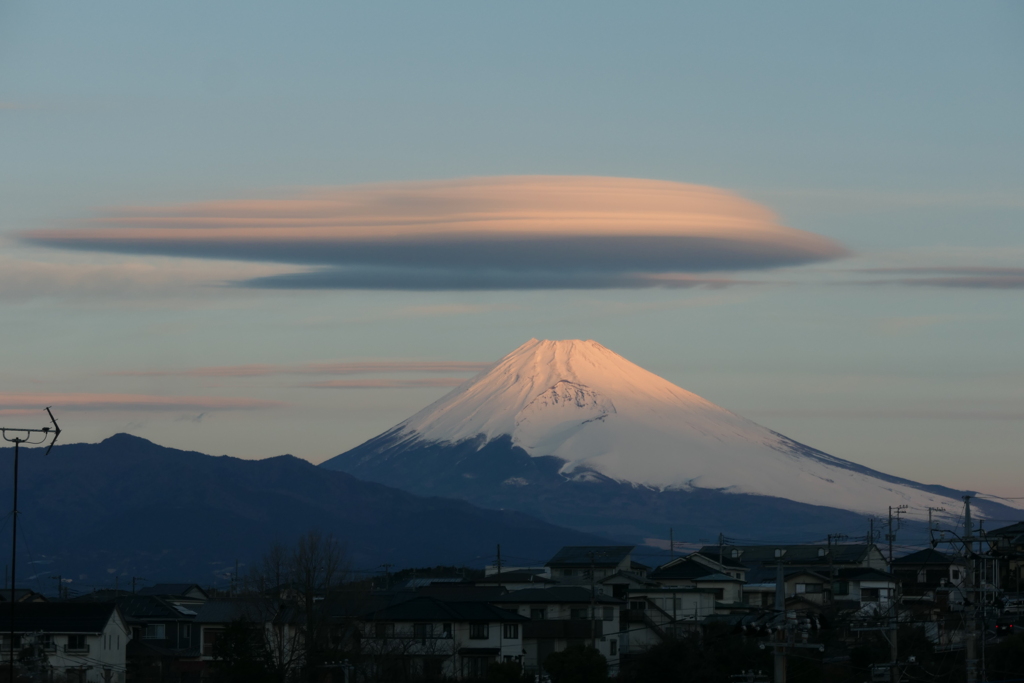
xmin=0 ymin=602 xmax=131 ymax=682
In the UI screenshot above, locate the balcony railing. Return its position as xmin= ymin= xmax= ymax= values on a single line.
xmin=65 ymin=644 xmax=90 ymax=654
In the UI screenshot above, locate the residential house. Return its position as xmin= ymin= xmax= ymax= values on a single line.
xmin=741 ymin=568 xmax=830 ymax=608
xmin=987 ymin=521 xmax=1024 ymax=596
xmin=546 ymin=546 xmax=636 ymax=586
xmin=194 ymin=598 xmax=306 ymax=680
xmin=891 ymin=548 xmax=967 ymax=599
xmin=651 ymin=557 xmax=746 ymax=608
xmin=474 ymin=571 xmax=558 ymax=591
xmin=698 ymin=544 xmax=885 ymax=574
xmin=0 ymin=588 xmax=48 ymax=603
xmin=832 ymin=568 xmax=900 ymax=615
xmin=621 ymin=586 xmax=717 ymax=652
xmin=0 ymin=602 xmax=131 ymax=683
xmin=492 ymin=586 xmax=623 ymax=675
xmin=358 ymin=595 xmax=527 ymax=680
xmin=116 ymin=595 xmax=200 ymax=682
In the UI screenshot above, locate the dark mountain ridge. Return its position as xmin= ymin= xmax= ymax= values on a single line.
xmin=0 ymin=434 xmax=610 ymax=590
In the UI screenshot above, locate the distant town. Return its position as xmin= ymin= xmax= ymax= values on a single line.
xmin=3 ymin=516 xmax=1022 ymax=683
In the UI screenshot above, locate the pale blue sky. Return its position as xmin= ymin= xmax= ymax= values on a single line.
xmin=1 ymin=2 xmax=1022 ymax=498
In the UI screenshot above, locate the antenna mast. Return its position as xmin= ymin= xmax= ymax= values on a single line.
xmin=2 ymin=408 xmax=61 ymax=681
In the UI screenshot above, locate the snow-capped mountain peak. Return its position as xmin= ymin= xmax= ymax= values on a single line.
xmin=378 ymin=339 xmax=1014 ymax=520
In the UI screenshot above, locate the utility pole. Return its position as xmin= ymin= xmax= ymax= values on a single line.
xmin=380 ymin=564 xmax=393 ymax=591
xmin=886 ymin=505 xmax=907 ymax=569
xmin=589 ymin=552 xmax=597 ymax=650
xmin=50 ymin=576 xmax=62 ymax=601
xmin=827 ymin=534 xmax=847 ymax=605
xmin=669 ymin=528 xmax=674 ymax=557
xmin=2 ymin=409 xmax=61 ymax=683
xmin=496 ymin=544 xmax=503 ymax=592
xmin=927 ymin=507 xmax=946 ymax=545
xmin=132 ymin=577 xmax=146 ymax=595
xmin=774 ymin=549 xmax=787 ymax=683
xmin=964 ymin=496 xmax=978 ymax=683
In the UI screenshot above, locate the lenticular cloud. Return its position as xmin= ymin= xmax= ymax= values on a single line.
xmin=23 ymin=176 xmax=847 ymax=290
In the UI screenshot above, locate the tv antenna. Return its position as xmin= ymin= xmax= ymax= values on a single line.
xmin=2 ymin=407 xmax=60 ymax=680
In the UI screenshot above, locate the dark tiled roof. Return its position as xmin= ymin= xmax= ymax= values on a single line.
xmin=0 ymin=589 xmax=46 ymax=603
xmin=650 ymin=558 xmax=717 ymax=581
xmin=137 ymin=584 xmax=208 ymax=599
xmin=546 ymin=546 xmax=634 ymax=568
xmin=360 ymin=597 xmax=526 ymax=622
xmin=475 ymin=572 xmax=556 ymax=585
xmin=834 ymin=568 xmax=898 ymax=582
xmin=692 ymin=551 xmax=748 ymax=569
xmin=116 ymin=596 xmax=188 ymax=622
xmin=194 ymin=599 xmax=277 ymax=624
xmin=698 ymin=545 xmax=874 ymax=567
xmin=416 ymin=585 xmax=509 ymax=602
xmin=599 ymin=570 xmax=660 ymax=587
xmin=0 ymin=603 xmax=117 ymax=633
xmin=892 ymin=548 xmax=957 ymax=566
xmin=494 ymin=587 xmax=623 ymax=605
xmin=694 ymin=573 xmax=745 ymax=584
xmin=988 ymin=521 xmax=1024 ymax=537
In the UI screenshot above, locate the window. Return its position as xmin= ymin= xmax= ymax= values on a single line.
xmin=530 ymin=608 xmax=546 ymax=620
xmin=143 ymin=624 xmax=166 ymax=640
xmin=181 ymin=624 xmax=191 ymax=640
xmin=563 ymin=569 xmax=575 ymax=577
xmin=466 ymin=657 xmax=489 ymax=678
xmin=66 ymin=635 xmax=87 ymax=652
xmin=203 ymin=629 xmax=223 ymax=657
xmin=442 ymin=623 xmax=452 ymax=638
xmin=570 ymin=608 xmax=588 ymax=620
xmin=796 ymin=583 xmax=822 ymax=594
xmin=832 ymin=581 xmax=849 ymax=596
xmin=609 ymin=639 xmax=617 ymax=656
xmin=413 ymin=623 xmax=433 ymax=644
xmin=711 ymin=588 xmax=724 ymax=600
xmin=469 ymin=623 xmax=489 ymax=640
xmin=862 ymin=588 xmax=880 ymax=602
xmin=629 ymin=600 xmax=646 ymax=611
xmin=951 ymin=569 xmax=961 ymax=581
xmin=603 ymin=606 xmax=614 ymax=621
xmin=374 ymin=623 xmax=394 ymax=639
xmin=38 ymin=634 xmax=54 ymax=651
xmin=503 ymin=623 xmax=518 ymax=639
xmin=4 ymin=635 xmax=22 ymax=650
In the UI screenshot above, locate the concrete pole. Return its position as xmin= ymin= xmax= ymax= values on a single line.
xmin=774 ymin=556 xmax=786 ymax=683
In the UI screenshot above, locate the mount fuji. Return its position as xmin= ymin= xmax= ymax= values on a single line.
xmin=321 ymin=339 xmax=1022 ymax=541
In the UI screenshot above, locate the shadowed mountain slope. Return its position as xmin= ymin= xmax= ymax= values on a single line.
xmin=0 ymin=434 xmax=609 ymax=588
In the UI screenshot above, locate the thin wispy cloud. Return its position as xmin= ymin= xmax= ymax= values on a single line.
xmin=22 ymin=176 xmax=848 ymax=291
xmin=111 ymin=361 xmax=492 ymax=378
xmin=858 ymin=267 xmax=1024 ymax=289
xmin=0 ymin=393 xmax=283 ymax=414
xmin=302 ymin=378 xmax=469 ymax=389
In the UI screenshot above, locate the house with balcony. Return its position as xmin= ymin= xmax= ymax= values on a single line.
xmin=358 ymin=595 xmax=527 ymax=680
xmin=492 ymin=586 xmax=624 ymax=675
xmin=0 ymin=602 xmax=130 ymax=682
xmin=621 ymin=586 xmax=717 ymax=650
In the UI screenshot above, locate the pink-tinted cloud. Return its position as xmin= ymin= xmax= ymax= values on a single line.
xmin=111 ymin=361 xmax=492 ymax=377
xmin=0 ymin=393 xmax=282 ymax=414
xmin=302 ymin=378 xmax=469 ymax=389
xmin=22 ymin=176 xmax=848 ymax=290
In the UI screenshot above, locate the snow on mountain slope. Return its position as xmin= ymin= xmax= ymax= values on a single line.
xmin=383 ymin=339 xmax=1018 ymax=520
